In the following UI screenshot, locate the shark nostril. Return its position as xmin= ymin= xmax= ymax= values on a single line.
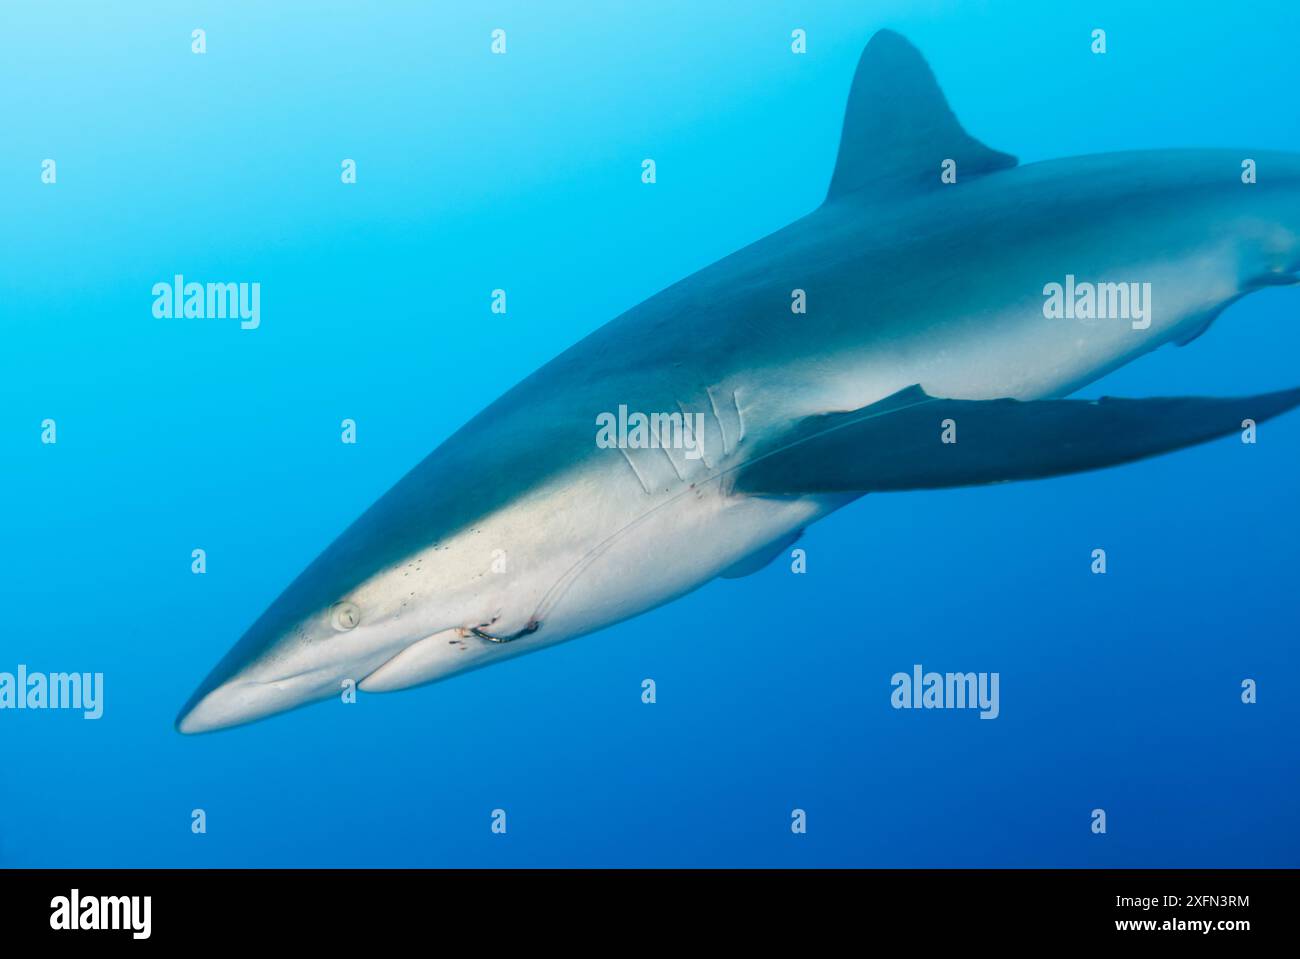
xmin=330 ymin=601 xmax=361 ymax=631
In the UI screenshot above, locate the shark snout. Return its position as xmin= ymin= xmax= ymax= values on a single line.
xmin=176 ymin=610 xmax=420 ymax=732
xmin=175 ymin=664 xmax=343 ymax=734
xmin=175 ymin=624 xmax=377 ymax=734
xmin=176 ymin=677 xmax=283 ymax=734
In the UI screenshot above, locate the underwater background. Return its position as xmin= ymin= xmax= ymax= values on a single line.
xmin=2 ymin=0 xmax=1297 ymax=867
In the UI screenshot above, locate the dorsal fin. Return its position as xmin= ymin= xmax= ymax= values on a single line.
xmin=825 ymin=30 xmax=1017 ymax=203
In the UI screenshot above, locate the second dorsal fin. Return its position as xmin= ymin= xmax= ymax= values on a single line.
xmin=824 ymin=30 xmax=1017 ymax=203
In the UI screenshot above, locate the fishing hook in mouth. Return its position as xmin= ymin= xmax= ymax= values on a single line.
xmin=470 ymin=620 xmax=541 ymax=644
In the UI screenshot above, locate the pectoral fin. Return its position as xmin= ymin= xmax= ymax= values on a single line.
xmin=720 ymin=529 xmax=804 ymax=579
xmin=735 ymin=385 xmax=1300 ymax=495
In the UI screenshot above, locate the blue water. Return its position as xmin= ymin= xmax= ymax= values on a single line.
xmin=3 ymin=0 xmax=1298 ymax=867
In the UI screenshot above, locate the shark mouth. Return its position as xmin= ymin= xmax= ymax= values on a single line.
xmin=357 ymin=618 xmax=544 ymax=693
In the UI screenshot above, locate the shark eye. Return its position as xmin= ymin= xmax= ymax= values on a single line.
xmin=330 ymin=602 xmax=361 ymax=631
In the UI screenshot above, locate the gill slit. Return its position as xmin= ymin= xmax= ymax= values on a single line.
xmin=531 ymin=390 xmax=938 ymax=626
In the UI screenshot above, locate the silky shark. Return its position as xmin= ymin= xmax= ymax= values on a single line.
xmin=177 ymin=31 xmax=1300 ymax=733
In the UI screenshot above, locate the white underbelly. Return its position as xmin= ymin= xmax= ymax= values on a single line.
xmin=537 ymin=477 xmax=844 ymax=640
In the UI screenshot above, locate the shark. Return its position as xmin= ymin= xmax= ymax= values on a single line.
xmin=176 ymin=30 xmax=1300 ymax=733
